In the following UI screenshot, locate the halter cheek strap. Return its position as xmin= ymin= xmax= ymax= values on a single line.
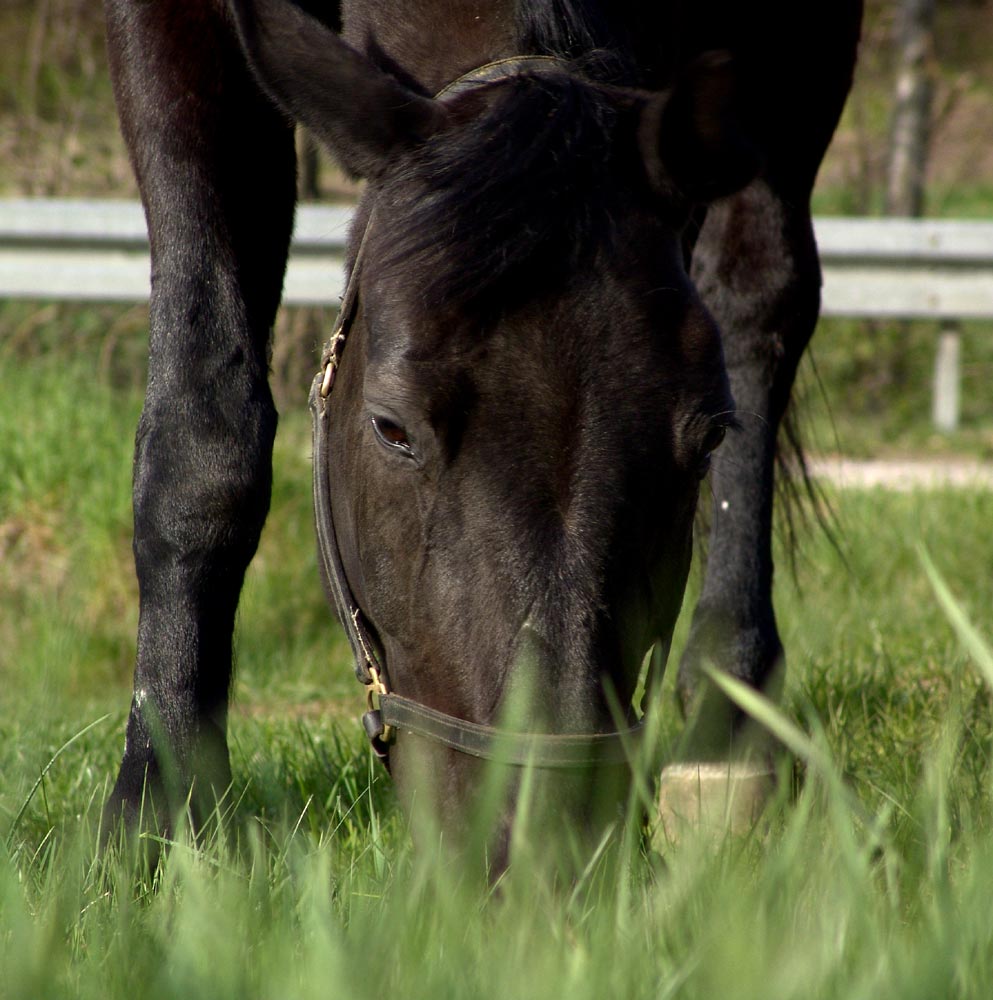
xmin=310 ymin=214 xmax=394 ymax=755
xmin=310 ymin=57 xmax=646 ymax=768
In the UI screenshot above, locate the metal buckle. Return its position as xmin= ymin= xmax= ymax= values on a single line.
xmin=320 ymin=359 xmax=336 ymax=397
xmin=365 ymin=664 xmax=394 ymax=744
xmin=320 ymin=330 xmax=346 ymax=398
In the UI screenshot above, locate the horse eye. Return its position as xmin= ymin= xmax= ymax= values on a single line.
xmin=371 ymin=416 xmax=414 ymax=456
xmin=703 ymin=424 xmax=727 ymax=455
xmin=697 ymin=424 xmax=728 ymax=480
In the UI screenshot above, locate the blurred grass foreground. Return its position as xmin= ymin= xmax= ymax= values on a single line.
xmin=4 ymin=316 xmax=993 ymax=998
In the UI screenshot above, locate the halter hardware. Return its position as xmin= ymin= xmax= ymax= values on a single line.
xmin=319 ymin=330 xmax=346 ymax=397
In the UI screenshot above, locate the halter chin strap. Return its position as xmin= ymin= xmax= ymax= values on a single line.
xmin=310 ymin=56 xmax=646 ymax=767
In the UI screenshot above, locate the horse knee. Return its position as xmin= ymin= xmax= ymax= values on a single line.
xmin=132 ymin=389 xmax=277 ymax=575
xmin=691 ymin=179 xmax=822 ymax=375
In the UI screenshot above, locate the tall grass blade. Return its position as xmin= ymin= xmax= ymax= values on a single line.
xmin=919 ymin=545 xmax=993 ymax=690
xmin=5 ymin=714 xmax=110 ymax=850
xmin=701 ymin=665 xmax=879 ymax=832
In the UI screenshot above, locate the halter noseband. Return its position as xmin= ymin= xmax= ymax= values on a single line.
xmin=310 ymin=57 xmax=645 ymax=768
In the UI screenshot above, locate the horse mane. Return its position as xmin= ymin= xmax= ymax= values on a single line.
xmin=515 ymin=0 xmax=636 ymax=80
xmin=360 ymin=1 xmax=651 ymax=316
xmin=371 ymin=71 xmax=640 ymax=316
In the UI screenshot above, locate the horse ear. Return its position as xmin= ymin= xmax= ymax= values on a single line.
xmin=231 ymin=0 xmax=449 ymax=178
xmin=638 ymin=52 xmax=760 ymax=205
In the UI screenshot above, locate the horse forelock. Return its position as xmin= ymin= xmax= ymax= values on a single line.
xmin=366 ymin=72 xmax=643 ymax=319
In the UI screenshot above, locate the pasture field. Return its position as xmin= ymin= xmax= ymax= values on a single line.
xmin=3 ymin=334 xmax=993 ymax=998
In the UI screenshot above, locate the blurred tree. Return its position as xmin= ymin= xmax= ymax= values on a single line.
xmin=885 ymin=0 xmax=937 ymax=215
xmin=296 ymin=128 xmax=321 ymax=201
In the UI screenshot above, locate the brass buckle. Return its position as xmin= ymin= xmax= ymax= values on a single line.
xmin=320 ymin=330 xmax=346 ymax=398
xmin=366 ymin=664 xmax=394 ymax=743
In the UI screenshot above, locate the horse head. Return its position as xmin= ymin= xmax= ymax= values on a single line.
xmin=233 ymin=0 xmax=757 ymax=862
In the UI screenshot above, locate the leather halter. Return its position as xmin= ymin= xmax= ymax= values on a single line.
xmin=310 ymin=57 xmax=645 ymax=768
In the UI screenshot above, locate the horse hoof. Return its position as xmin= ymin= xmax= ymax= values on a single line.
xmin=655 ymin=761 xmax=775 ymax=847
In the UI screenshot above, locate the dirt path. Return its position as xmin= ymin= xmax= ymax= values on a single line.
xmin=807 ymin=457 xmax=993 ymax=491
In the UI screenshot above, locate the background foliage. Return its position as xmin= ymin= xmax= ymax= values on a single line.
xmin=2 ymin=0 xmax=990 ymax=440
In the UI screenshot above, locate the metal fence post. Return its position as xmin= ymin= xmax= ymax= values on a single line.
xmin=931 ymin=322 xmax=961 ymax=432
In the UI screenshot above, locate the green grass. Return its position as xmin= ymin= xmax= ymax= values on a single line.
xmin=811 ymin=182 xmax=993 ymax=221
xmin=796 ymin=316 xmax=993 ymax=460
xmin=4 ymin=326 xmax=993 ymax=998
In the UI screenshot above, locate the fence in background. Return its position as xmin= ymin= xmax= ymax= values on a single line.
xmin=815 ymin=217 xmax=993 ymax=431
xmin=2 ymin=200 xmax=992 ymax=429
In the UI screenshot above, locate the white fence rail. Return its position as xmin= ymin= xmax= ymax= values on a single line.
xmin=3 ymin=199 xmax=992 ymax=427
xmin=0 ymin=199 xmax=353 ymax=305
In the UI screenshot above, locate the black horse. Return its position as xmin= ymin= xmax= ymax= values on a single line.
xmin=103 ymin=0 xmax=862 ymax=853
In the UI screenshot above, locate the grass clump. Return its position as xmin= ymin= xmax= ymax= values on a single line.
xmin=5 ymin=647 xmax=993 ymax=1000
xmin=4 ymin=324 xmax=993 ymax=998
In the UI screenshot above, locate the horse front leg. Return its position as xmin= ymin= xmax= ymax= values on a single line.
xmin=675 ymin=177 xmax=821 ymax=761
xmin=102 ymin=0 xmax=296 ymax=835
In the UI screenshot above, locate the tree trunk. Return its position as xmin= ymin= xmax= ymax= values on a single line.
xmin=885 ymin=0 xmax=937 ymax=217
xmin=296 ymin=127 xmax=321 ymax=201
